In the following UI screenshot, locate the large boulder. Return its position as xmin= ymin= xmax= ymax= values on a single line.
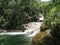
xmin=31 ymin=30 xmax=60 ymax=45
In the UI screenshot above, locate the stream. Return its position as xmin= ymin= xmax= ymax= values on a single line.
xmin=0 ymin=15 xmax=44 ymax=38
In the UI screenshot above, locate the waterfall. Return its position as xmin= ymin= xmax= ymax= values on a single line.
xmin=0 ymin=22 xmax=42 ymax=38
xmin=0 ymin=15 xmax=44 ymax=45
xmin=0 ymin=14 xmax=44 ymax=38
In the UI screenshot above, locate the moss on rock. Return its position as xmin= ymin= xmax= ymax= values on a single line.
xmin=31 ymin=30 xmax=60 ymax=45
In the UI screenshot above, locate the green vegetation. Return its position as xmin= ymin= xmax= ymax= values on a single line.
xmin=0 ymin=0 xmax=41 ymax=30
xmin=0 ymin=0 xmax=60 ymax=45
xmin=41 ymin=0 xmax=60 ymax=30
xmin=40 ymin=0 xmax=60 ymax=39
xmin=32 ymin=0 xmax=60 ymax=45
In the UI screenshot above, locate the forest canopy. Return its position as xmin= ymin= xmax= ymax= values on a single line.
xmin=0 ymin=0 xmax=41 ymax=30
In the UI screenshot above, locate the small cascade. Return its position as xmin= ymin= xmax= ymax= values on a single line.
xmin=0 ymin=14 xmax=44 ymax=38
xmin=0 ymin=22 xmax=42 ymax=37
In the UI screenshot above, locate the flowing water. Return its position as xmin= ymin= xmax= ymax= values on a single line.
xmin=0 ymin=15 xmax=44 ymax=45
xmin=0 ymin=22 xmax=42 ymax=45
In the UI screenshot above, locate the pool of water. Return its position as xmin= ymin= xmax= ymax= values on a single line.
xmin=0 ymin=35 xmax=30 ymax=45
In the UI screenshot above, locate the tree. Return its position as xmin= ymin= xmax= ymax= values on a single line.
xmin=32 ymin=0 xmax=60 ymax=45
xmin=41 ymin=0 xmax=60 ymax=31
xmin=0 ymin=0 xmax=41 ymax=30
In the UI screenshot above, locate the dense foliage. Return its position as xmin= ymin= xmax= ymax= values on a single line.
xmin=41 ymin=0 xmax=60 ymax=30
xmin=0 ymin=0 xmax=60 ymax=45
xmin=41 ymin=0 xmax=60 ymax=38
xmin=32 ymin=0 xmax=60 ymax=45
xmin=0 ymin=0 xmax=41 ymax=30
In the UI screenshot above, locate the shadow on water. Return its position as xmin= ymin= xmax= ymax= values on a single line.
xmin=0 ymin=34 xmax=30 ymax=45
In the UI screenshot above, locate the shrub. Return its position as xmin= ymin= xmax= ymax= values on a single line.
xmin=40 ymin=0 xmax=60 ymax=36
xmin=40 ymin=22 xmax=49 ymax=32
xmin=43 ymin=0 xmax=60 ymax=30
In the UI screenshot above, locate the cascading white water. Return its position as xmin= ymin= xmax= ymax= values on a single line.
xmin=0 ymin=22 xmax=42 ymax=38
xmin=0 ymin=14 xmax=44 ymax=38
xmin=0 ymin=15 xmax=44 ymax=45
